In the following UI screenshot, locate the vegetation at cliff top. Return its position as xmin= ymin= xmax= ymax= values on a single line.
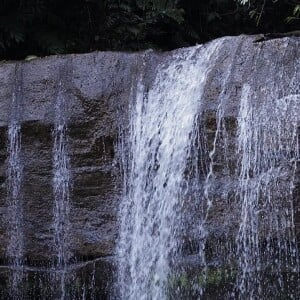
xmin=0 ymin=0 xmax=299 ymax=60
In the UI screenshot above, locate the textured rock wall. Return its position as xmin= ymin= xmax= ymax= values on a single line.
xmin=0 ymin=52 xmax=140 ymax=263
xmin=0 ymin=35 xmax=299 ymax=267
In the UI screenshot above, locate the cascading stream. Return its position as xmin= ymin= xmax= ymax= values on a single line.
xmin=117 ymin=40 xmax=224 ymax=300
xmin=117 ymin=39 xmax=299 ymax=300
xmin=53 ymin=80 xmax=71 ymax=299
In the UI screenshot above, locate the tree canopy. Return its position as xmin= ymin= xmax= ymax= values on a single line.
xmin=0 ymin=0 xmax=299 ymax=60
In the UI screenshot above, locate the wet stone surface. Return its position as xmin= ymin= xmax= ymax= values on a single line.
xmin=0 ymin=36 xmax=299 ymax=298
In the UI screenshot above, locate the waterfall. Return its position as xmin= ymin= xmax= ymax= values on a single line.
xmin=0 ymin=36 xmax=299 ymax=300
xmin=117 ymin=39 xmax=299 ymax=299
xmin=53 ymin=79 xmax=71 ymax=299
xmin=236 ymin=59 xmax=300 ymax=297
xmin=6 ymin=67 xmax=24 ymax=298
xmin=117 ymin=40 xmax=224 ymax=299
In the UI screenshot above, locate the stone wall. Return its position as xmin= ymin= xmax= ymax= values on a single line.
xmin=0 ymin=35 xmax=299 ymax=269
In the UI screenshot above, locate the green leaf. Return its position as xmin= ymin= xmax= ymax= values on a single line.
xmin=285 ymin=16 xmax=298 ymax=24
xmin=293 ymin=5 xmax=300 ymax=17
xmin=249 ymin=10 xmax=257 ymax=19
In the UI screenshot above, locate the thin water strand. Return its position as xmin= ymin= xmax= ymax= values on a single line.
xmin=7 ymin=120 xmax=24 ymax=296
xmin=53 ymin=80 xmax=71 ymax=299
xmin=7 ymin=84 xmax=24 ymax=298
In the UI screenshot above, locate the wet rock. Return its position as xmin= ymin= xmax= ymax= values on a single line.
xmin=0 ymin=36 xmax=299 ymax=297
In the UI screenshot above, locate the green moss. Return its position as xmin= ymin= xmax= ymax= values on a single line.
xmin=169 ymin=267 xmax=237 ymax=293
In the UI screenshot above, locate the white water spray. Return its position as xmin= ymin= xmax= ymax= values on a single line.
xmin=117 ymin=40 xmax=224 ymax=300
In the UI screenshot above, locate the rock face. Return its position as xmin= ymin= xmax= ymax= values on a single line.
xmin=0 ymin=35 xmax=299 ymax=297
xmin=0 ymin=52 xmax=139 ymax=263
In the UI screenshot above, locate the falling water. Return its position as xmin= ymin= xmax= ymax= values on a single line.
xmin=200 ymin=39 xmax=241 ymax=278
xmin=7 ymin=121 xmax=24 ymax=295
xmin=1 ymin=37 xmax=299 ymax=300
xmin=6 ymin=71 xmax=24 ymax=298
xmin=53 ymin=80 xmax=71 ymax=299
xmin=236 ymin=78 xmax=300 ymax=297
xmin=117 ymin=40 xmax=224 ymax=300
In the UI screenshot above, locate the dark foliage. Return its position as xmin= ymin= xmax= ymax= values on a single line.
xmin=0 ymin=0 xmax=299 ymax=60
